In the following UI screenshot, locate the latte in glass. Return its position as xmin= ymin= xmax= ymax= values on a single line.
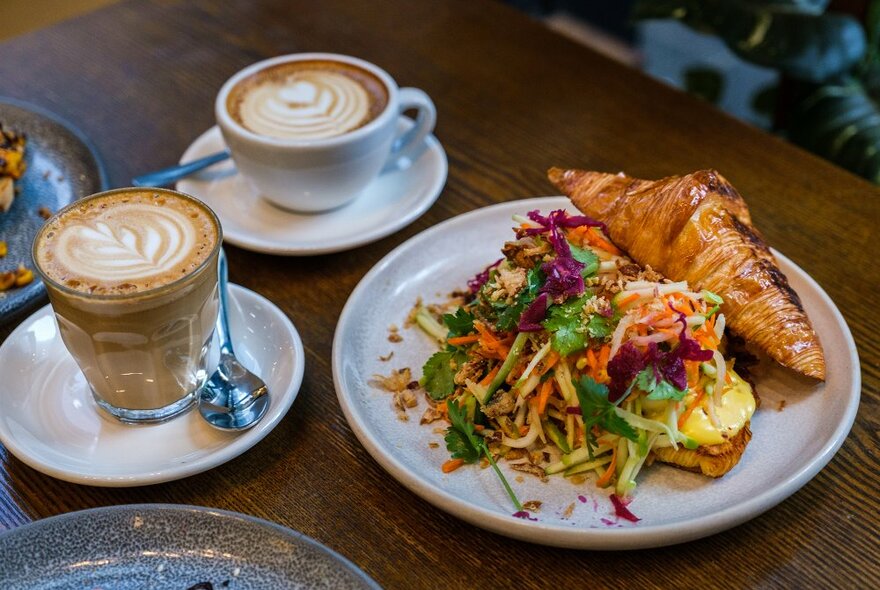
xmin=33 ymin=188 xmax=222 ymax=423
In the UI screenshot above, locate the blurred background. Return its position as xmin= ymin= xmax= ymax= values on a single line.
xmin=4 ymin=0 xmax=878 ymax=184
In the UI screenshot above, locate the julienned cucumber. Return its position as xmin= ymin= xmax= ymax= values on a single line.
xmin=563 ymin=456 xmax=613 ymax=477
xmin=542 ymin=419 xmax=571 ymax=453
xmin=481 ymin=332 xmax=529 ymax=404
xmin=544 ymin=444 xmax=612 ymax=475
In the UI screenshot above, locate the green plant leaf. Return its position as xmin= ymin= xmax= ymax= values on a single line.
xmin=684 ymin=66 xmax=725 ymax=104
xmin=789 ymin=78 xmax=880 ymax=183
xmin=634 ymin=0 xmax=865 ymax=83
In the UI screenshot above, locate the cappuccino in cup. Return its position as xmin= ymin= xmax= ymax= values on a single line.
xmin=226 ymin=60 xmax=389 ymax=141
xmin=33 ymin=188 xmax=222 ymax=423
xmin=216 ymin=53 xmax=437 ymax=212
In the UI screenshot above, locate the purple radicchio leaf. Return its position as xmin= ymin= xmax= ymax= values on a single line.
xmin=518 ymin=292 xmax=549 ymax=332
xmin=607 ymin=342 xmax=647 ymax=402
xmin=540 ymin=255 xmax=585 ymax=302
xmin=670 ymin=308 xmax=714 ymax=362
xmin=644 ymin=342 xmax=688 ymax=391
xmin=468 ymin=258 xmax=503 ymax=294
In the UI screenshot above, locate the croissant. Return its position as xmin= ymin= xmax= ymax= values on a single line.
xmin=548 ymin=167 xmax=826 ymax=380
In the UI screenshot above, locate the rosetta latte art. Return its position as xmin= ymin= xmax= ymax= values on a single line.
xmin=239 ymin=70 xmax=372 ymax=140
xmin=53 ymin=204 xmax=196 ymax=284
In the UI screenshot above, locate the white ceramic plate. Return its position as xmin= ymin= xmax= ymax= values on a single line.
xmin=332 ymin=197 xmax=860 ymax=550
xmin=0 ymin=284 xmax=304 ymax=487
xmin=177 ymin=122 xmax=447 ymax=255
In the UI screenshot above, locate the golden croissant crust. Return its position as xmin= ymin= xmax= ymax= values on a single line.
xmin=548 ymin=167 xmax=825 ymax=380
xmin=652 ymin=424 xmax=752 ymax=478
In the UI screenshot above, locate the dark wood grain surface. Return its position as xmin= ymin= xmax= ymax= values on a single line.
xmin=0 ymin=0 xmax=877 ymax=588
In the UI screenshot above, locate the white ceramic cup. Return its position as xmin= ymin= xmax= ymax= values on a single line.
xmin=215 ymin=53 xmax=436 ymax=212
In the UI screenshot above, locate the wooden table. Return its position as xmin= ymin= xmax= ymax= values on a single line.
xmin=1 ymin=1 xmax=877 ymax=587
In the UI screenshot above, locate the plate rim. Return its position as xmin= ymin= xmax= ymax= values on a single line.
xmin=0 ymin=96 xmax=110 ymax=194
xmin=177 ymin=123 xmax=448 ymax=256
xmin=0 ymin=283 xmax=305 ymax=487
xmin=332 ymin=196 xmax=861 ymax=550
xmin=0 ymin=503 xmax=380 ymax=589
xmin=0 ymin=97 xmax=110 ymax=325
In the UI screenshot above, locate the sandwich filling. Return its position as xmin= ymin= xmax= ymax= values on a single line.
xmin=413 ymin=209 xmax=756 ymax=504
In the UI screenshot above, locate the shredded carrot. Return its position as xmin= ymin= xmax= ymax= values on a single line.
xmin=617 ymin=293 xmax=640 ymax=308
xmin=442 ymin=458 xmax=465 ymax=473
xmin=597 ymin=345 xmax=611 ymax=370
xmin=586 ymin=348 xmax=598 ymax=377
xmin=479 ymin=365 xmax=500 ymax=387
xmin=447 ymin=334 xmax=479 ymax=346
xmin=587 ymin=227 xmax=622 ymax=255
xmin=678 ymin=387 xmax=706 ymax=429
xmin=537 ymin=380 xmax=554 ymax=414
xmin=519 ymin=425 xmax=529 ymax=436
xmin=686 ymin=361 xmax=701 ymax=387
xmin=474 ymin=424 xmax=485 ymax=432
xmin=538 ymin=351 xmax=560 ymax=376
xmin=596 ymin=446 xmax=618 ymax=488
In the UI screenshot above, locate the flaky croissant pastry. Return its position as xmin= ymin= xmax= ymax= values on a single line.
xmin=548 ymin=167 xmax=825 ymax=380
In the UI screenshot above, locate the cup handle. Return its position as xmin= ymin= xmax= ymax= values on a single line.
xmin=383 ymin=87 xmax=436 ymax=173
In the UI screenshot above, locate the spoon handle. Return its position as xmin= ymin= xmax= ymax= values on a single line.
xmin=131 ymin=150 xmax=230 ymax=187
xmin=216 ymin=249 xmax=234 ymax=357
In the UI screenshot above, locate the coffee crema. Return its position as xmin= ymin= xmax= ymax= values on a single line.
xmin=226 ymin=60 xmax=389 ymax=141
xmin=36 ymin=190 xmax=218 ymax=295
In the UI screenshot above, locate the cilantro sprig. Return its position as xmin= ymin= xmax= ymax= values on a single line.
xmin=443 ymin=308 xmax=475 ymax=339
xmin=421 ymin=349 xmax=467 ymax=400
xmin=574 ymin=376 xmax=638 ymax=459
xmin=445 ymin=399 xmax=523 ymax=511
xmin=635 ymin=367 xmax=687 ymax=401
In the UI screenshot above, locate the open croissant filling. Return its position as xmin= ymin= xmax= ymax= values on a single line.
xmin=413 ymin=207 xmax=758 ymax=503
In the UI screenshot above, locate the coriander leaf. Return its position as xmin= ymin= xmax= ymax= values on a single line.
xmin=574 ymin=376 xmax=638 ymax=449
xmin=443 ymin=308 xmax=475 ymax=338
xmin=445 ymin=399 xmax=524 ymax=511
xmin=569 ymin=243 xmax=599 ymax=277
xmin=494 ymin=266 xmax=544 ymax=332
xmin=634 ymin=365 xmax=688 ymax=401
xmin=585 ymin=313 xmax=613 ymax=339
xmin=635 ymin=367 xmax=656 ymax=392
xmin=543 ymin=294 xmax=590 ymax=355
xmin=445 ymin=398 xmax=481 ymax=463
xmin=646 ymin=379 xmax=688 ymax=401
xmin=550 ymin=323 xmax=586 ymax=356
xmin=422 ymin=350 xmax=465 ymax=400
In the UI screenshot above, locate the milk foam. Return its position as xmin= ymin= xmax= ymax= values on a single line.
xmin=36 ymin=191 xmax=217 ymax=295
xmin=238 ymin=70 xmax=373 ymax=140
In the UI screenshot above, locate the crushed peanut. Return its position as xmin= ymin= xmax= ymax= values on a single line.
xmin=0 ymin=241 xmax=6 ymax=257
xmin=37 ymin=206 xmax=52 ymax=219
xmin=522 ymin=500 xmax=542 ymax=512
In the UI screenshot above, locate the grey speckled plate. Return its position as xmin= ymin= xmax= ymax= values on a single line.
xmin=0 ymin=98 xmax=108 ymax=324
xmin=0 ymin=504 xmax=380 ymax=589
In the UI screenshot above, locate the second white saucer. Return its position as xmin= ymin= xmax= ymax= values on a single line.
xmin=0 ymin=284 xmax=304 ymax=487
xmin=177 ymin=121 xmax=448 ymax=255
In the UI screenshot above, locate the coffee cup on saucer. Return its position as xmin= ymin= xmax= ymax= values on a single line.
xmin=215 ymin=53 xmax=436 ymax=213
xmin=32 ymin=187 xmax=222 ymax=424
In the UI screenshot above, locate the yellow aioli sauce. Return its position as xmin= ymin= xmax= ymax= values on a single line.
xmin=682 ymin=369 xmax=755 ymax=446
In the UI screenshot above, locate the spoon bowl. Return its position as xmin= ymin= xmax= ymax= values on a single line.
xmin=198 ymin=250 xmax=270 ymax=431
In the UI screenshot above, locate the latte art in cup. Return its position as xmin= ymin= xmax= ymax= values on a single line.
xmin=226 ymin=60 xmax=389 ymax=140
xmin=36 ymin=191 xmax=216 ymax=294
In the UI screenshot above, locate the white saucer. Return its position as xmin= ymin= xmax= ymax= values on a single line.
xmin=177 ymin=121 xmax=448 ymax=255
xmin=0 ymin=284 xmax=304 ymax=487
